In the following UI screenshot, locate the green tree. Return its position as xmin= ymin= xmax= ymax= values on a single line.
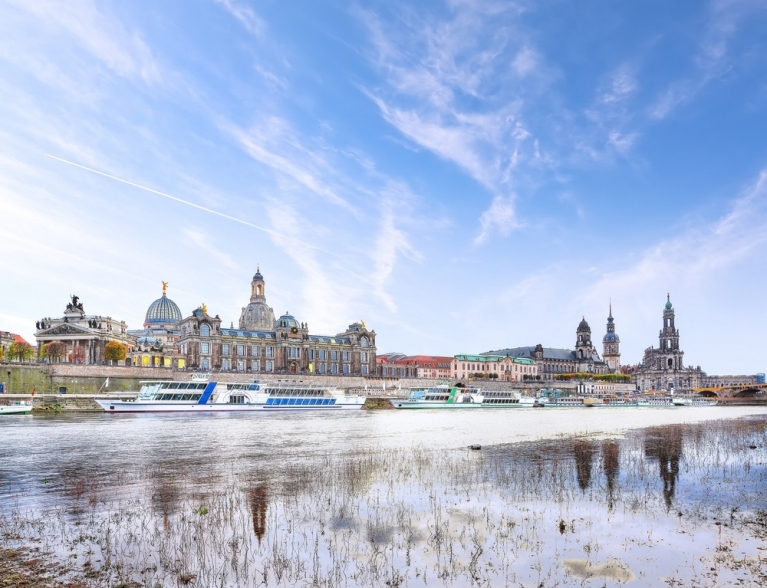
xmin=8 ymin=341 xmax=34 ymax=362
xmin=0 ymin=345 xmax=4 ymax=362
xmin=104 ymin=341 xmax=127 ymax=364
xmin=42 ymin=341 xmax=66 ymax=363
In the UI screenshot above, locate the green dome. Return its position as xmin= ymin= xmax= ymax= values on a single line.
xmin=665 ymin=294 xmax=673 ymax=310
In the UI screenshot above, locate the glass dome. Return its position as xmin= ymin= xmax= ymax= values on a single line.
xmin=145 ymin=295 xmax=182 ymax=326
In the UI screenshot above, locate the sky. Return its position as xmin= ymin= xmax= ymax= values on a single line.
xmin=1 ymin=0 xmax=766 ymax=375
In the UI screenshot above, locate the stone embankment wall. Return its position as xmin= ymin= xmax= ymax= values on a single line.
xmin=1 ymin=364 xmax=580 ymax=395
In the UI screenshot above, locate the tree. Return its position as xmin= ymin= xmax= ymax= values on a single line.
xmin=0 ymin=345 xmax=4 ymax=362
xmin=104 ymin=341 xmax=127 ymax=364
xmin=42 ymin=341 xmax=66 ymax=363
xmin=8 ymin=341 xmax=34 ymax=363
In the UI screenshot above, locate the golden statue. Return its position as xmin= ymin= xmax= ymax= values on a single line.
xmin=161 ymin=281 xmax=168 ymax=296
xmin=360 ymin=320 xmax=366 ymax=330
xmin=201 ymin=302 xmax=208 ymax=314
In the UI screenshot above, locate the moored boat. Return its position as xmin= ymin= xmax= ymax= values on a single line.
xmin=672 ymin=394 xmax=718 ymax=407
xmin=391 ymin=386 xmax=534 ymax=409
xmin=0 ymin=401 xmax=33 ymax=415
xmin=95 ymin=375 xmax=365 ymax=412
xmin=636 ymin=395 xmax=675 ymax=407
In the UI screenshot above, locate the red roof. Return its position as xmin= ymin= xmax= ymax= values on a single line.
xmin=1 ymin=332 xmax=29 ymax=345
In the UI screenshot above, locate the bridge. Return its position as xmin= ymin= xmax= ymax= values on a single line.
xmin=693 ymin=383 xmax=767 ymax=399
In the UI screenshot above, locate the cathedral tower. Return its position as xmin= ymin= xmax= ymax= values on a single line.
xmin=658 ymin=294 xmax=683 ymax=370
xmin=239 ymin=267 xmax=276 ymax=331
xmin=602 ymin=303 xmax=621 ymax=372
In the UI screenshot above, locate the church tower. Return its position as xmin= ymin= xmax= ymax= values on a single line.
xmin=239 ymin=266 xmax=276 ymax=331
xmin=602 ymin=303 xmax=621 ymax=372
xmin=575 ymin=317 xmax=593 ymax=360
xmin=250 ymin=266 xmax=266 ymax=302
xmin=658 ymin=294 xmax=684 ymax=370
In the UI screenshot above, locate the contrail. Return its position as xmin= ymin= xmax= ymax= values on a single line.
xmin=44 ymin=153 xmax=333 ymax=256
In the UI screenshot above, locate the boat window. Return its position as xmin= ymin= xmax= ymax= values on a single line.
xmin=172 ymin=394 xmax=182 ymax=401
xmin=302 ymin=399 xmax=310 ymax=405
xmin=329 ymin=399 xmax=336 ymax=405
xmin=288 ymin=398 xmax=296 ymax=405
xmin=161 ymin=394 xmax=172 ymax=400
xmin=168 ymin=383 xmax=180 ymax=389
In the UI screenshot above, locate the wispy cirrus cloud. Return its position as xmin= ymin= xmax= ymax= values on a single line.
xmin=358 ymin=2 xmax=538 ymax=244
xmin=649 ymin=0 xmax=767 ymax=119
xmin=214 ymin=0 xmax=265 ymax=36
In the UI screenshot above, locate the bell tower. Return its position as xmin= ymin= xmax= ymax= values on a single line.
xmin=658 ymin=294 xmax=684 ymax=370
xmin=250 ymin=266 xmax=266 ymax=302
xmin=602 ymin=302 xmax=621 ymax=371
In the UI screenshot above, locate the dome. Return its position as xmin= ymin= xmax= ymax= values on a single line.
xmin=253 ymin=268 xmax=263 ymax=281
xmin=239 ymin=300 xmax=275 ymax=331
xmin=577 ymin=317 xmax=590 ymax=331
xmin=145 ymin=295 xmax=182 ymax=326
xmin=603 ymin=332 xmax=620 ymax=343
xmin=665 ymin=298 xmax=673 ymax=310
xmin=275 ymin=313 xmax=299 ymax=330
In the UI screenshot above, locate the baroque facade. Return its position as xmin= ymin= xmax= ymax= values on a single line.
xmin=176 ymin=269 xmax=377 ymax=375
xmin=635 ymin=295 xmax=705 ymax=392
xmin=34 ymin=295 xmax=134 ymax=364
xmin=376 ymin=353 xmax=453 ymax=379
xmin=484 ymin=316 xmax=609 ymax=380
xmin=452 ymin=354 xmax=538 ymax=381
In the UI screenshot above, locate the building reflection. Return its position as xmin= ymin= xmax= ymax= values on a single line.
xmin=644 ymin=426 xmax=683 ymax=509
xmin=572 ymin=441 xmax=595 ymax=491
xmin=248 ymin=484 xmax=268 ymax=544
xmin=601 ymin=441 xmax=620 ymax=510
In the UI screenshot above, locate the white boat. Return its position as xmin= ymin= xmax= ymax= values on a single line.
xmin=0 ymin=401 xmax=33 ymax=415
xmin=636 ymin=395 xmax=676 ymax=407
xmin=533 ymin=396 xmax=587 ymax=407
xmin=391 ymin=386 xmax=534 ymax=409
xmin=672 ymin=395 xmax=718 ymax=407
xmin=95 ymin=376 xmax=365 ymax=413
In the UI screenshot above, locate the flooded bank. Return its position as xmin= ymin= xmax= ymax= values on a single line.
xmin=1 ymin=409 xmax=767 ymax=586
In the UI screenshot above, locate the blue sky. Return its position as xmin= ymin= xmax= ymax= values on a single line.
xmin=1 ymin=0 xmax=766 ymax=374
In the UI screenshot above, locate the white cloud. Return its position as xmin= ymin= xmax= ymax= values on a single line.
xmin=511 ymin=47 xmax=538 ymax=77
xmin=475 ymin=194 xmax=521 ymax=245
xmin=214 ymin=0 xmax=265 ymax=37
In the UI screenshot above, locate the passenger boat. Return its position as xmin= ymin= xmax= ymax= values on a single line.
xmin=636 ymin=395 xmax=675 ymax=407
xmin=95 ymin=375 xmax=365 ymax=413
xmin=391 ymin=386 xmax=534 ymax=409
xmin=581 ymin=394 xmax=638 ymax=407
xmin=672 ymin=395 xmax=718 ymax=407
xmin=533 ymin=396 xmax=587 ymax=407
xmin=0 ymin=401 xmax=33 ymax=415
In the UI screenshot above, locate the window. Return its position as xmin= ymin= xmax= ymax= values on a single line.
xmin=266 ymin=347 xmax=274 ymax=357
xmin=237 ymin=360 xmax=244 ymax=371
xmin=361 ymin=365 xmax=368 ymax=375
xmin=343 ymin=364 xmax=349 ymax=375
xmin=319 ymin=350 xmax=326 ymax=360
xmin=200 ymin=324 xmax=210 ymax=337
xmin=223 ymin=359 xmax=230 ymax=370
xmin=360 ymin=336 xmax=368 ymax=348
xmin=222 ymin=344 xmax=230 ymax=355
xmin=252 ymin=360 xmax=259 ymax=371
xmin=361 ymin=352 xmax=368 ymax=362
xmin=251 ymin=346 xmax=259 ymax=356
xmin=201 ymin=358 xmax=209 ymax=370
xmin=266 ymin=361 xmax=273 ymax=372
xmin=343 ymin=351 xmax=349 ymax=361
xmin=319 ymin=363 xmax=326 ymax=374
xmin=308 ymin=349 xmax=314 ymax=360
xmin=331 ymin=364 xmax=338 ymax=374
xmin=237 ymin=345 xmax=244 ymax=356
xmin=200 ymin=342 xmax=210 ymax=354
xmin=288 ymin=347 xmax=300 ymax=359
xmin=331 ymin=350 xmax=338 ymax=361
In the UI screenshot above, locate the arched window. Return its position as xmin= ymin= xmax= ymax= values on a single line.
xmin=668 ymin=358 xmax=673 ymax=368
xmin=360 ymin=336 xmax=368 ymax=348
xmin=256 ymin=284 xmax=263 ymax=296
xmin=200 ymin=324 xmax=210 ymax=337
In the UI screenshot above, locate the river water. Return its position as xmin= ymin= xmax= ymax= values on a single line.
xmin=2 ymin=407 xmax=767 ymax=586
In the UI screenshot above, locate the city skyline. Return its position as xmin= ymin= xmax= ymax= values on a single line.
xmin=1 ymin=1 xmax=766 ymax=373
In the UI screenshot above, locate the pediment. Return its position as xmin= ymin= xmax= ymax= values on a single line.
xmin=39 ymin=323 xmax=91 ymax=337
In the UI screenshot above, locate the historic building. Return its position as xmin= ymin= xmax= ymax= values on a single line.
xmin=376 ymin=353 xmax=453 ymax=379
xmin=634 ymin=295 xmax=705 ymax=392
xmin=602 ymin=304 xmax=621 ymax=371
xmin=176 ymin=269 xmax=377 ymax=375
xmin=452 ymin=354 xmax=538 ymax=381
xmin=127 ymin=282 xmax=185 ymax=369
xmin=483 ymin=317 xmax=609 ymax=380
xmin=0 ymin=331 xmax=29 ymax=357
xmin=34 ymin=295 xmax=134 ymax=364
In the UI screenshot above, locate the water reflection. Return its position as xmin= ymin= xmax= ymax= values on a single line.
xmin=572 ymin=440 xmax=595 ymax=491
xmin=601 ymin=440 xmax=620 ymax=510
xmin=644 ymin=425 xmax=683 ymax=508
xmin=247 ymin=483 xmax=268 ymax=544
